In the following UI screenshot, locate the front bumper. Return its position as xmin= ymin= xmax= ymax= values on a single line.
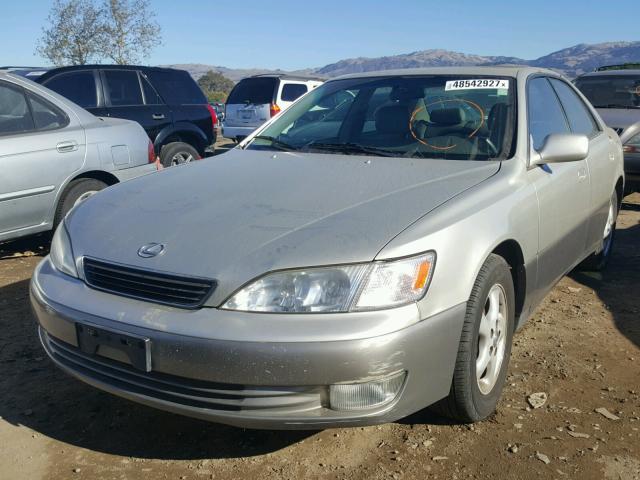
xmin=31 ymin=258 xmax=466 ymax=429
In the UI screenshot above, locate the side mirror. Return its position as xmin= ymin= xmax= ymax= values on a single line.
xmin=531 ymin=133 xmax=589 ymax=166
xmin=619 ymin=121 xmax=640 ymax=145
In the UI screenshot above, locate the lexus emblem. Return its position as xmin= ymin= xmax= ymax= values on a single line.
xmin=137 ymin=242 xmax=166 ymax=258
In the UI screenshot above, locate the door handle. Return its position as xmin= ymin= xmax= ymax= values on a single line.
xmin=56 ymin=141 xmax=78 ymax=153
xmin=152 ymin=114 xmax=165 ymax=120
xmin=578 ymin=167 xmax=587 ymax=181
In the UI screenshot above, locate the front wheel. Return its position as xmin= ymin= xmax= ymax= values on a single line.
xmin=432 ymin=254 xmax=515 ymax=422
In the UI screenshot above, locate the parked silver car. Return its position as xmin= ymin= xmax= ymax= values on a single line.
xmin=0 ymin=71 xmax=156 ymax=243
xmin=31 ymin=67 xmax=624 ymax=429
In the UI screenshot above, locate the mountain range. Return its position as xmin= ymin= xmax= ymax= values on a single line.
xmin=165 ymin=41 xmax=640 ymax=83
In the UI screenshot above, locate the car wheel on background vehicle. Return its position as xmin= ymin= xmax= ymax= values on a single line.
xmin=160 ymin=142 xmax=200 ymax=167
xmin=54 ymin=178 xmax=108 ymax=228
xmin=581 ymin=190 xmax=619 ymax=271
xmin=433 ymin=254 xmax=515 ymax=422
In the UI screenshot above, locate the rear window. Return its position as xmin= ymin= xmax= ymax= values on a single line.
xmin=281 ymin=83 xmax=307 ymax=102
xmin=43 ymin=71 xmax=97 ymax=109
xmin=146 ymin=70 xmax=206 ymax=105
xmin=227 ymin=77 xmax=277 ymax=105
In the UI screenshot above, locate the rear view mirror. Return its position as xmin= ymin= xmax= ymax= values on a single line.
xmin=531 ymin=133 xmax=589 ymax=166
xmin=619 ymin=121 xmax=640 ymax=145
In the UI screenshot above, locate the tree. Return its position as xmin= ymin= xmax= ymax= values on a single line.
xmin=36 ymin=0 xmax=161 ymax=66
xmin=36 ymin=0 xmax=105 ymax=66
xmin=197 ymin=71 xmax=235 ymax=103
xmin=102 ymin=0 xmax=161 ymax=65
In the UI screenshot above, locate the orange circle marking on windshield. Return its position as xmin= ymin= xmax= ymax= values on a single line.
xmin=409 ymin=98 xmax=485 ymax=151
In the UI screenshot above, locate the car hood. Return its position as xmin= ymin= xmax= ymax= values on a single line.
xmin=67 ymin=149 xmax=499 ymax=305
xmin=596 ymin=108 xmax=640 ymax=130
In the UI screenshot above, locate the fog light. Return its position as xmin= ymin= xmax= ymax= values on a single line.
xmin=329 ymin=371 xmax=406 ymax=411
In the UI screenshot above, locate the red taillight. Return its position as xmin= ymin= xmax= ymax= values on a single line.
xmin=147 ymin=140 xmax=155 ymax=163
xmin=270 ymin=103 xmax=281 ymax=117
xmin=623 ymin=144 xmax=638 ymax=153
xmin=206 ymin=104 xmax=218 ymax=130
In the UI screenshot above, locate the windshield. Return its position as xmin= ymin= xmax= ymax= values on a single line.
xmin=246 ymin=75 xmax=516 ymax=160
xmin=574 ymin=75 xmax=640 ymax=109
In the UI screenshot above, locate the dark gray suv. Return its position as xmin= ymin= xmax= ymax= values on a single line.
xmin=575 ymin=66 xmax=640 ymax=191
xmin=28 ymin=65 xmax=217 ymax=167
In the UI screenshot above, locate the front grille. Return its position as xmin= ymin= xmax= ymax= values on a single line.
xmin=42 ymin=331 xmax=322 ymax=413
xmin=83 ymin=257 xmax=215 ymax=309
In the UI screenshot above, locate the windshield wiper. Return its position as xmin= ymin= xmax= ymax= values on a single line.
xmin=249 ymin=135 xmax=299 ymax=151
xmin=302 ymin=141 xmax=405 ymax=157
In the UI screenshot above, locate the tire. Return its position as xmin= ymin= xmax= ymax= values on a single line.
xmin=432 ymin=254 xmax=515 ymax=422
xmin=580 ymin=190 xmax=618 ymax=272
xmin=160 ymin=142 xmax=200 ymax=168
xmin=53 ymin=178 xmax=108 ymax=228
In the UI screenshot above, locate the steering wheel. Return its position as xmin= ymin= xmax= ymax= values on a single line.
xmin=409 ymin=98 xmax=486 ymax=151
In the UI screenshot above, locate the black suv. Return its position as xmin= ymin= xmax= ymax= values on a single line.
xmin=32 ymin=65 xmax=217 ymax=166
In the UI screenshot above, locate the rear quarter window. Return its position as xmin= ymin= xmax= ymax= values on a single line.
xmin=281 ymin=83 xmax=308 ymax=102
xmin=227 ymin=77 xmax=277 ymax=105
xmin=146 ymin=70 xmax=207 ymax=105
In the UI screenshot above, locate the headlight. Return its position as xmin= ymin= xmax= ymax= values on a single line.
xmin=50 ymin=223 xmax=78 ymax=278
xmin=222 ymin=251 xmax=435 ymax=313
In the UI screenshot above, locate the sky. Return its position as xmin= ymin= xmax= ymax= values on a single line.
xmin=1 ymin=0 xmax=638 ymax=70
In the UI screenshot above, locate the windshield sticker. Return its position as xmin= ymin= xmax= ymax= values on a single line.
xmin=445 ymin=79 xmax=509 ymax=91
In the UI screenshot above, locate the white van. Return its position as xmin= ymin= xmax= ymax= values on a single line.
xmin=222 ymin=74 xmax=323 ymax=142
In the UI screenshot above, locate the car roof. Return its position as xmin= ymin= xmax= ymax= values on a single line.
xmin=330 ymin=65 xmax=557 ymax=80
xmin=578 ymin=70 xmax=640 ymax=78
xmin=248 ymin=73 xmax=325 ymax=82
xmin=35 ymin=64 xmax=189 ymax=80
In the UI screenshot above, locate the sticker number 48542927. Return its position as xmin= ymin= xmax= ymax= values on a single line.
xmin=445 ymin=79 xmax=509 ymax=91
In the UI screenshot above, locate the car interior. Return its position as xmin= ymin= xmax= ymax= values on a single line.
xmin=275 ymin=80 xmax=513 ymax=160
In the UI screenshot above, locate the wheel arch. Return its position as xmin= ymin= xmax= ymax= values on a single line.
xmin=490 ymin=239 xmax=527 ymax=323
xmin=155 ymin=123 xmax=208 ymax=156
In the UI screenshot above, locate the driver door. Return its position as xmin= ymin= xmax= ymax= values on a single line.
xmin=526 ymin=76 xmax=591 ymax=291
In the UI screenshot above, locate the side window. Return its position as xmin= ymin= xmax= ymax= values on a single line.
xmin=27 ymin=93 xmax=69 ymax=131
xmin=103 ymin=70 xmax=143 ymax=106
xmin=141 ymin=76 xmax=163 ymax=105
xmin=43 ymin=71 xmax=97 ymax=109
xmin=0 ymin=82 xmax=34 ymax=136
xmin=528 ymin=77 xmax=569 ymax=151
xmin=281 ymin=83 xmax=308 ymax=102
xmin=549 ymin=78 xmax=599 ymax=137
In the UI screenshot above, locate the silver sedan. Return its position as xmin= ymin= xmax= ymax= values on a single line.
xmin=31 ymin=67 xmax=624 ymax=429
xmin=0 ymin=71 xmax=157 ymax=243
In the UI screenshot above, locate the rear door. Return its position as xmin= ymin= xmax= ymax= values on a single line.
xmin=145 ymin=69 xmax=213 ymax=147
xmin=0 ymin=81 xmax=86 ymax=235
xmin=225 ymin=77 xmax=277 ymax=128
xmin=100 ymin=69 xmax=172 ymax=145
xmin=549 ymin=77 xmax=615 ymax=249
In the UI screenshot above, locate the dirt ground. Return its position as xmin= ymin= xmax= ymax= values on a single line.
xmin=0 ymin=186 xmax=638 ymax=480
